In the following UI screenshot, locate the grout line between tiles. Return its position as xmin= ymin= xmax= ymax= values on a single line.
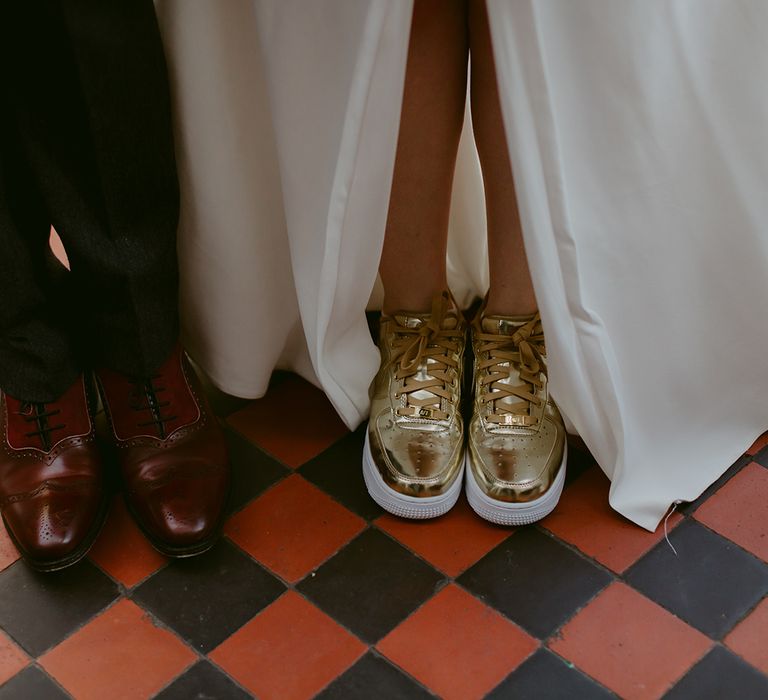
xmin=2 ymin=410 xmax=767 ymax=696
xmin=30 ymin=660 xmax=76 ymax=700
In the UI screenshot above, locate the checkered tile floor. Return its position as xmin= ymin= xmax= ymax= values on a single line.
xmin=0 ymin=371 xmax=767 ymax=700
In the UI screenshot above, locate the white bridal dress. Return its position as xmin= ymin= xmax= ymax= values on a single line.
xmin=155 ymin=0 xmax=768 ymax=531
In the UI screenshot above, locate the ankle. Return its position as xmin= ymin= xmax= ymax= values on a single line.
xmin=484 ymin=291 xmax=538 ymax=318
xmin=382 ymin=288 xmax=448 ymax=316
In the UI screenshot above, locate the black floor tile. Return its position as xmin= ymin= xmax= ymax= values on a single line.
xmin=0 ymin=560 xmax=119 ymax=656
xmin=754 ymin=445 xmax=768 ymax=469
xmin=488 ymin=649 xmax=615 ymax=700
xmin=154 ymin=661 xmax=250 ymax=700
xmin=132 ymin=539 xmax=285 ymax=652
xmin=198 ymin=378 xmax=252 ymax=418
xmin=680 ymin=454 xmax=751 ymax=515
xmin=625 ymin=520 xmax=768 ymax=639
xmin=297 ymin=528 xmax=444 ymax=644
xmin=366 ymin=311 xmax=381 ymax=344
xmin=0 ymin=666 xmax=70 ymax=700
xmin=299 ymin=426 xmax=383 ymax=521
xmin=224 ymin=424 xmax=289 ymax=514
xmin=663 ymin=646 xmax=768 ymax=700
xmin=316 ymin=652 xmax=434 ymax=700
xmin=564 ymin=440 xmax=597 ymax=487
xmin=457 ymin=528 xmax=612 ymax=639
xmin=267 ymin=369 xmax=294 ymax=390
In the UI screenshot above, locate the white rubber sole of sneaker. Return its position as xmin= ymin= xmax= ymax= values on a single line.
xmin=465 ymin=444 xmax=567 ymax=526
xmin=362 ymin=431 xmax=464 ymax=519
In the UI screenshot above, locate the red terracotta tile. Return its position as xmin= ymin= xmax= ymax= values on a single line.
xmin=694 ymin=462 xmax=768 ymax=562
xmin=725 ymin=596 xmax=768 ymax=674
xmin=40 ymin=599 xmax=195 ymax=700
xmin=377 ymin=584 xmax=537 ymax=700
xmin=88 ymin=498 xmax=166 ymax=587
xmin=0 ymin=631 xmax=28 ymax=686
xmin=376 ymin=496 xmax=511 ymax=576
xmin=549 ymin=582 xmax=711 ymax=700
xmin=0 ymin=520 xmax=20 ymax=572
xmin=746 ymin=432 xmax=768 ymax=455
xmin=541 ymin=467 xmax=683 ymax=573
xmin=226 ymin=374 xmax=348 ymax=468
xmin=210 ymin=591 xmax=364 ymax=700
xmin=225 ymin=475 xmax=365 ymax=582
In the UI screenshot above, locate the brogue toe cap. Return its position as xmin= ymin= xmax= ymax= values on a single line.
xmin=3 ymin=488 xmax=104 ymax=566
xmin=127 ymin=467 xmax=229 ymax=551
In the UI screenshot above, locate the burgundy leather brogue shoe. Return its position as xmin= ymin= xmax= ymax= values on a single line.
xmin=0 ymin=377 xmax=108 ymax=571
xmin=96 ymin=344 xmax=229 ymax=557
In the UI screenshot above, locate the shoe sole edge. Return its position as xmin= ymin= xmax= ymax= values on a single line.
xmin=122 ymin=475 xmax=230 ymax=559
xmin=362 ymin=431 xmax=463 ymax=519
xmin=464 ymin=444 xmax=567 ymax=526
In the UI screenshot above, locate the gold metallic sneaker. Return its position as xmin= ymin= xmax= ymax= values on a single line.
xmin=465 ymin=308 xmax=567 ymax=525
xmin=363 ymin=291 xmax=467 ymax=519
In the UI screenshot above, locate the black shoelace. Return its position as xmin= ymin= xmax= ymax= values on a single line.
xmin=18 ymin=402 xmax=66 ymax=451
xmin=128 ymin=375 xmax=178 ymax=439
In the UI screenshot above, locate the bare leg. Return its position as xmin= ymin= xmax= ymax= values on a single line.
xmin=379 ymin=0 xmax=469 ymax=314
xmin=469 ymin=0 xmax=537 ymax=316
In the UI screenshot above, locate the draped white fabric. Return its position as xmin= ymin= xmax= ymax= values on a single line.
xmin=156 ymin=0 xmax=768 ymax=530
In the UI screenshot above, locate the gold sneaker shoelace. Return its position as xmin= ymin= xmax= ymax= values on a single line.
xmin=390 ymin=295 xmax=464 ymax=421
xmin=476 ymin=314 xmax=546 ymax=427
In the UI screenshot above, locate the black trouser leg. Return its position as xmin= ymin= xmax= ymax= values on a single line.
xmin=0 ymin=0 xmax=180 ymax=401
xmin=0 ymin=103 xmax=79 ymax=402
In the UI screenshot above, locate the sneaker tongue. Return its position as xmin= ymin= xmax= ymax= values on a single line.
xmin=393 ymin=314 xmax=427 ymax=329
xmin=442 ymin=314 xmax=459 ymax=330
xmin=480 ymin=314 xmax=534 ymax=335
xmin=393 ymin=310 xmax=459 ymax=331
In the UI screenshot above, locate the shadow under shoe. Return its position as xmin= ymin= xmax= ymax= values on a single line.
xmin=96 ymin=344 xmax=229 ymax=557
xmin=0 ymin=377 xmax=108 ymax=571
